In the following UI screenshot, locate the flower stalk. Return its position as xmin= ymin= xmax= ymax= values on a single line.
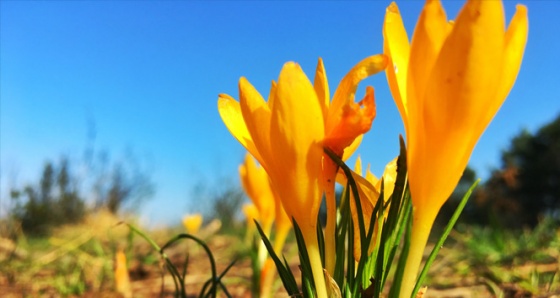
xmin=383 ymin=1 xmax=528 ymax=297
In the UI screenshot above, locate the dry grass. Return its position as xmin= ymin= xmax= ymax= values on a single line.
xmin=1 ymin=212 xmax=558 ymax=297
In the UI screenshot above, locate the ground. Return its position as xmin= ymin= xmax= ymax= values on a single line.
xmin=0 ymin=212 xmax=558 ymax=297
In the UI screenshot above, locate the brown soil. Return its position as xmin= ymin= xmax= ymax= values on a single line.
xmin=1 ymin=233 xmax=558 ymax=298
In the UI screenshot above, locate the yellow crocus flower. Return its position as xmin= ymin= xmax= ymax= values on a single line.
xmin=319 ymin=55 xmax=387 ymax=155
xmin=239 ymin=153 xmax=276 ymax=235
xmin=182 ymin=213 xmax=203 ymax=235
xmin=218 ymin=62 xmax=328 ymax=297
xmin=242 ymin=203 xmax=260 ymax=245
xmin=272 ymin=190 xmax=292 ymax=255
xmin=315 ymin=55 xmax=387 ymax=275
xmin=239 ymin=154 xmax=292 ymax=298
xmin=338 ymin=156 xmax=398 ymax=260
xmin=114 ymin=248 xmax=132 ymax=298
xmin=383 ymin=1 xmax=528 ymax=297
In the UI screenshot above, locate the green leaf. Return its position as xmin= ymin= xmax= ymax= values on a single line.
xmin=161 ymin=233 xmax=218 ymax=298
xmin=324 ymin=148 xmax=367 ymax=246
xmin=254 ymin=220 xmax=300 ymax=295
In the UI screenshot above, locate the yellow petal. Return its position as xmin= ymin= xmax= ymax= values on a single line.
xmin=239 ymin=77 xmax=273 ymax=170
xmin=412 ymin=0 xmax=506 ymax=209
xmin=267 ymin=80 xmax=277 ymax=110
xmin=345 ymin=158 xmax=397 ymax=260
xmin=365 ymin=165 xmax=379 ymax=187
xmin=461 ymin=5 xmax=527 ymax=149
xmin=182 ymin=214 xmax=203 ymax=234
xmin=398 ymin=2 xmax=527 ymax=297
xmin=341 ymin=134 xmax=362 ymax=161
xmin=273 ymin=196 xmax=291 ymax=235
xmin=425 ymin=0 xmax=505 ymax=129
xmin=380 ymin=157 xmax=398 ymax=202
xmin=327 ymin=55 xmax=386 ymax=134
xmin=324 ymin=86 xmax=376 ymax=155
xmin=218 ymin=95 xmax=263 ymax=163
xmin=407 ymin=0 xmax=451 ymax=124
xmin=383 ymin=2 xmax=410 ymax=129
xmin=239 ymin=153 xmax=276 ymax=224
xmin=115 ymin=248 xmax=132 ymax=298
xmin=314 ymin=58 xmax=330 ymax=119
xmin=495 ymin=4 xmax=528 ymax=115
xmin=354 ymin=156 xmax=363 ymax=176
xmin=272 ymin=193 xmax=292 ymax=253
xmin=270 ymin=62 xmax=324 ymax=231
xmin=242 ymin=203 xmax=260 ymax=245
xmin=347 ymin=164 xmax=378 ymax=260
xmin=243 ymin=203 xmax=260 ymax=225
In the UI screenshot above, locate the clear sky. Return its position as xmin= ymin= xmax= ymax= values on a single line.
xmin=1 ymin=1 xmax=559 ymax=226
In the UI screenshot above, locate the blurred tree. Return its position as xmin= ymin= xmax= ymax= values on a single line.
xmin=11 ymin=159 xmax=85 ymax=235
xmin=471 ymin=165 xmax=520 ymax=227
xmin=105 ymin=166 xmax=130 ymax=214
xmin=57 ymin=159 xmax=85 ymax=223
xmin=192 ymin=178 xmax=245 ymax=233
xmin=436 ymin=166 xmax=479 ymax=226
xmin=94 ymin=160 xmax=154 ymax=214
xmin=502 ymin=114 xmax=559 ymax=226
xmin=9 ymin=149 xmax=154 ymax=235
xmin=40 ymin=163 xmax=54 ymax=204
xmin=212 ymin=187 xmax=245 ymax=231
xmin=474 ymin=113 xmax=560 ymax=228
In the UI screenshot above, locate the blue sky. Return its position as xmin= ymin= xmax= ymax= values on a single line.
xmin=1 ymin=1 xmax=559 ymax=226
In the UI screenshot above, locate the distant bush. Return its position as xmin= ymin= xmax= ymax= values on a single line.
xmin=8 ymin=149 xmax=154 ymax=236
xmin=10 ymin=159 xmax=85 ymax=235
xmin=437 ymin=113 xmax=560 ymax=229
xmin=191 ymin=178 xmax=245 ymax=234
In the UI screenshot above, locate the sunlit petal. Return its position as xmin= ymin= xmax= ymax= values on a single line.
xmin=324 ymin=86 xmax=376 ymax=155
xmin=270 ymin=62 xmax=324 ymax=232
xmin=495 ymin=4 xmax=528 ymax=113
xmin=327 ymin=55 xmax=386 ymax=136
xmin=380 ymin=157 xmax=398 ymax=202
xmin=243 ymin=203 xmax=260 ymax=227
xmin=342 ymin=134 xmax=363 ymax=161
xmin=390 ymin=1 xmax=529 ymax=297
xmin=218 ymin=95 xmax=263 ymax=163
xmin=267 ymin=81 xmax=277 ymax=110
xmin=383 ymin=2 xmax=410 ymax=130
xmin=239 ymin=78 xmax=273 ymax=170
xmin=219 ymin=61 xmax=328 ymax=296
xmin=411 ymin=0 xmax=506 ymax=209
xmin=239 ymin=154 xmax=276 ymax=227
xmin=425 ymin=0 xmax=505 ymax=131
xmin=407 ymin=0 xmax=451 ymax=124
xmin=314 ymin=58 xmax=330 ymax=118
xmin=182 ymin=214 xmax=203 ymax=234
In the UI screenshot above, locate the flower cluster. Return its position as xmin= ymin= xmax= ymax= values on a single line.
xmin=239 ymin=153 xmax=291 ymax=297
xmin=219 ymin=0 xmax=528 ymax=297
